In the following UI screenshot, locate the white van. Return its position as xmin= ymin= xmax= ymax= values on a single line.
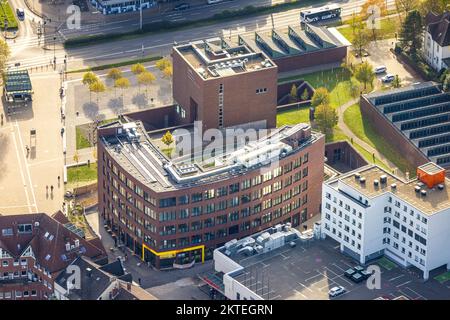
xmin=374 ymin=65 xmax=387 ymax=74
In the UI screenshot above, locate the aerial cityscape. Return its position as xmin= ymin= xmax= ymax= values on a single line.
xmin=1 ymin=0 xmax=450 ymax=305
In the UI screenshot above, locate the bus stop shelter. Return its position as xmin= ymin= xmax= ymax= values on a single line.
xmin=3 ymin=70 xmax=33 ymax=104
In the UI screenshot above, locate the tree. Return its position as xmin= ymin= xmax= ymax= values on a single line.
xmin=290 ymin=84 xmax=298 ymax=102
xmin=352 ymin=25 xmax=371 ymax=60
xmin=131 ymin=63 xmax=146 ymax=92
xmin=301 ymin=88 xmax=309 ymax=101
xmin=82 ymin=72 xmax=99 ymax=103
xmin=354 ymin=62 xmax=375 ymax=90
xmin=114 ymin=77 xmax=130 ymax=100
xmin=311 ymin=87 xmax=330 ymax=108
xmin=398 ymin=10 xmax=423 ymax=58
xmin=107 ymin=68 xmax=122 ymax=81
xmin=137 ymin=71 xmax=156 ymax=98
xmin=360 ymin=0 xmax=388 ymax=40
xmin=162 ymin=65 xmax=173 ymax=78
xmin=395 ymin=0 xmax=419 ymax=23
xmin=418 ymin=0 xmax=450 ymax=16
xmin=0 ymin=39 xmax=10 ymax=85
xmin=349 ymin=78 xmax=362 ymax=98
xmin=314 ymin=104 xmax=338 ymax=135
xmin=161 ymin=131 xmax=174 ymax=149
xmin=89 ymin=80 xmax=106 ymax=105
xmin=443 ymin=73 xmax=450 ymax=92
xmin=131 ymin=63 xmax=146 ymax=75
xmin=156 ymin=58 xmax=171 ymax=71
xmin=392 ymin=75 xmax=402 ymax=88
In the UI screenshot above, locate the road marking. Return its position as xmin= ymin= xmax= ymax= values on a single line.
xmin=389 ymin=275 xmax=405 ymax=282
xmin=304 ymin=272 xmax=322 ymax=282
xmin=396 ymin=280 xmax=412 ymax=288
xmin=15 ymin=121 xmax=38 ymax=212
xmin=293 ymin=289 xmax=308 ymax=299
xmin=297 ymin=281 xmax=313 ymax=292
xmin=11 ymin=129 xmax=32 ymax=213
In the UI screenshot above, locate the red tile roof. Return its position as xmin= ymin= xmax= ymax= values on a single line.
xmin=0 ymin=212 xmax=106 ymax=275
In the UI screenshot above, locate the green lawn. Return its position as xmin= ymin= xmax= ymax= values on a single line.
xmin=76 ymin=127 xmax=92 ymax=150
xmin=276 ymin=106 xmax=311 ymax=127
xmin=338 ymin=16 xmax=400 ymax=43
xmin=343 ymin=103 xmax=416 ymax=175
xmin=67 ymin=163 xmax=98 ymax=183
xmin=434 ymin=271 xmax=450 ymax=284
xmin=279 ymin=67 xmax=353 ymax=108
xmin=377 ymin=257 xmax=397 ymax=271
xmin=0 ymin=1 xmax=18 ymax=29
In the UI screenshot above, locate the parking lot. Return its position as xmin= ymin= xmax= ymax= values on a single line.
xmin=233 ymin=237 xmax=450 ymax=300
xmin=360 ymin=38 xmax=423 ymax=87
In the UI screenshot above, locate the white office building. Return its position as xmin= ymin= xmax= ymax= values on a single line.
xmin=321 ymin=162 xmax=450 ymax=280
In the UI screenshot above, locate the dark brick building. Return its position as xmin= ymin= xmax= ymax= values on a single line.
xmin=97 ymin=120 xmax=325 ymax=269
xmin=0 ymin=212 xmax=106 ymax=300
xmin=172 ymin=38 xmax=278 ymax=131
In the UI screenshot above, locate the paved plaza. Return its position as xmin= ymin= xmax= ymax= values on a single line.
xmin=0 ymin=73 xmax=65 ymax=216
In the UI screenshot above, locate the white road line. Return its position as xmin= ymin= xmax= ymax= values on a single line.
xmin=297 ymin=281 xmax=313 ymax=293
xmin=11 ymin=129 xmax=32 ymax=214
xmin=0 ymin=204 xmax=36 ymax=209
xmin=15 ymin=121 xmax=38 ymax=212
xmin=404 ymin=287 xmax=427 ymax=300
xmin=304 ymin=273 xmax=322 ymax=282
xmin=389 ymin=275 xmax=405 ymax=282
xmin=293 ymin=289 xmax=308 ymax=299
xmin=396 ymin=280 xmax=412 ymax=288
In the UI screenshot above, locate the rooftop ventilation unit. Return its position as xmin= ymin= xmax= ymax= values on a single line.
xmin=391 ymin=183 xmax=397 ymax=189
xmin=380 ymin=175 xmax=387 ymax=184
xmin=359 ymin=177 xmax=366 ymax=184
xmin=438 ymin=184 xmax=444 ymax=190
xmin=374 ymin=179 xmax=379 ymax=186
xmin=354 ymin=173 xmax=361 ymax=180
xmin=415 ymin=186 xmax=421 ymax=193
xmin=421 ymin=189 xmax=427 ymax=196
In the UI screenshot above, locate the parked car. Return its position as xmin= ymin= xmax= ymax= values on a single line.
xmin=351 ymin=272 xmax=365 ymax=283
xmin=374 ymin=65 xmax=387 ymax=74
xmin=16 ymin=8 xmax=25 ymax=21
xmin=174 ymin=3 xmax=190 ymax=10
xmin=353 ymin=265 xmax=365 ymax=273
xmin=328 ymin=286 xmax=346 ymax=297
xmin=344 ymin=268 xmax=356 ymax=278
xmin=381 ymin=74 xmax=395 ymax=83
xmin=360 ymin=270 xmax=372 ymax=279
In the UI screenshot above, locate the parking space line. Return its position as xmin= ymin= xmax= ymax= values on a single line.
xmin=304 ymin=273 xmax=322 ymax=282
xmin=293 ymin=289 xmax=308 ymax=299
xmin=404 ymin=287 xmax=427 ymax=300
xmin=389 ymin=275 xmax=405 ymax=282
xmin=340 ymin=260 xmax=354 ymax=268
xmin=325 ymin=266 xmax=354 ymax=286
xmin=297 ymin=281 xmax=313 ymax=292
xmin=397 ymin=280 xmax=412 ymax=288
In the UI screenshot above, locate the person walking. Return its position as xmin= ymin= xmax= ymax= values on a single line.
xmin=50 ymin=185 xmax=54 ymax=193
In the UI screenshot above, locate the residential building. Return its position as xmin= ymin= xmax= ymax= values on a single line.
xmin=172 ymin=38 xmax=278 ymax=131
xmin=423 ymin=11 xmax=450 ymax=71
xmin=54 ymin=256 xmax=156 ymax=300
xmin=0 ymin=212 xmax=106 ymax=300
xmin=97 ymin=119 xmax=325 ymax=269
xmin=360 ymin=82 xmax=450 ymax=170
xmin=321 ymin=162 xmax=450 ymax=280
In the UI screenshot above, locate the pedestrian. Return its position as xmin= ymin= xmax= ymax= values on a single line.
xmin=58 ymin=176 xmax=60 ymax=182
xmin=138 ymin=278 xmax=141 ymax=286
xmin=50 ymin=185 xmax=54 ymax=193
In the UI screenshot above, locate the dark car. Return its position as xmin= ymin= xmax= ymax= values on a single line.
xmin=174 ymin=3 xmax=190 ymax=10
xmin=354 ymin=266 xmax=365 ymax=272
xmin=351 ymin=272 xmax=365 ymax=283
xmin=344 ymin=268 xmax=356 ymax=278
xmin=360 ymin=270 xmax=372 ymax=279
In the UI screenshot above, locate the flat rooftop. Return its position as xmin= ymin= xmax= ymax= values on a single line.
xmin=336 ymin=165 xmax=450 ymax=215
xmin=174 ymin=37 xmax=275 ymax=80
xmin=100 ymin=121 xmax=322 ymax=192
xmin=418 ymin=162 xmax=445 ymax=175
